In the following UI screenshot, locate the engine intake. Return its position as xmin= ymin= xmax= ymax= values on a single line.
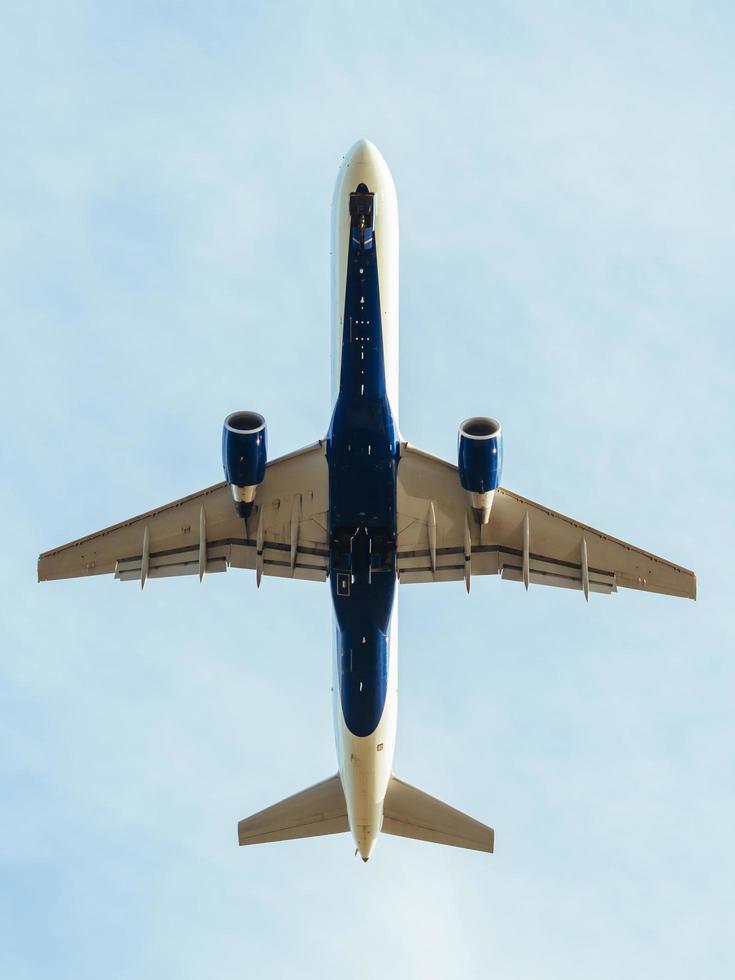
xmin=222 ymin=411 xmax=267 ymax=517
xmin=457 ymin=417 xmax=503 ymax=524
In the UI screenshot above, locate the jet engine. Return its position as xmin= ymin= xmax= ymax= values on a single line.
xmin=457 ymin=416 xmax=503 ymax=524
xmin=222 ymin=411 xmax=267 ymax=517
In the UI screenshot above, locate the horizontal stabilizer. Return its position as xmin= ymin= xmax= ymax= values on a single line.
xmin=382 ymin=776 xmax=494 ymax=852
xmin=238 ymin=773 xmax=348 ymax=846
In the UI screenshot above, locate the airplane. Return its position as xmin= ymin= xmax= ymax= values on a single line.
xmin=38 ymin=139 xmax=696 ymax=862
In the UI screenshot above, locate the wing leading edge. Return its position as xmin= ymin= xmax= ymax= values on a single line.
xmin=396 ymin=444 xmax=696 ymax=600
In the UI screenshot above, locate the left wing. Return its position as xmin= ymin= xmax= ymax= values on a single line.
xmin=396 ymin=444 xmax=696 ymax=600
xmin=38 ymin=443 xmax=329 ymax=585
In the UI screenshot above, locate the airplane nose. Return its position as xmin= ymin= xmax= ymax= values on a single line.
xmin=339 ymin=140 xmax=393 ymax=202
xmin=344 ymin=138 xmax=384 ymax=168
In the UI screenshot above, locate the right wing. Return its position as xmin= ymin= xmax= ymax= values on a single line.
xmin=38 ymin=442 xmax=329 ymax=586
xmin=396 ymin=444 xmax=696 ymax=600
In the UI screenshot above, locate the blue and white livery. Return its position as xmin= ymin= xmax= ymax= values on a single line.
xmin=39 ymin=140 xmax=696 ymax=861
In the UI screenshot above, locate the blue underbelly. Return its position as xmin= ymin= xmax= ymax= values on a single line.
xmin=328 ymin=180 xmax=398 ymax=738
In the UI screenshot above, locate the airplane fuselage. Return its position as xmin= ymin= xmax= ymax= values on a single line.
xmin=328 ymin=142 xmax=400 ymax=859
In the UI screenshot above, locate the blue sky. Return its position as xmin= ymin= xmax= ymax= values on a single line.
xmin=2 ymin=2 xmax=733 ymax=977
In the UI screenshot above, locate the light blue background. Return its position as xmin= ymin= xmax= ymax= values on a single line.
xmin=2 ymin=2 xmax=732 ymax=977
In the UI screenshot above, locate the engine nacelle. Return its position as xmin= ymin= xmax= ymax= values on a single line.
xmin=222 ymin=411 xmax=267 ymax=517
xmin=457 ymin=416 xmax=503 ymax=524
